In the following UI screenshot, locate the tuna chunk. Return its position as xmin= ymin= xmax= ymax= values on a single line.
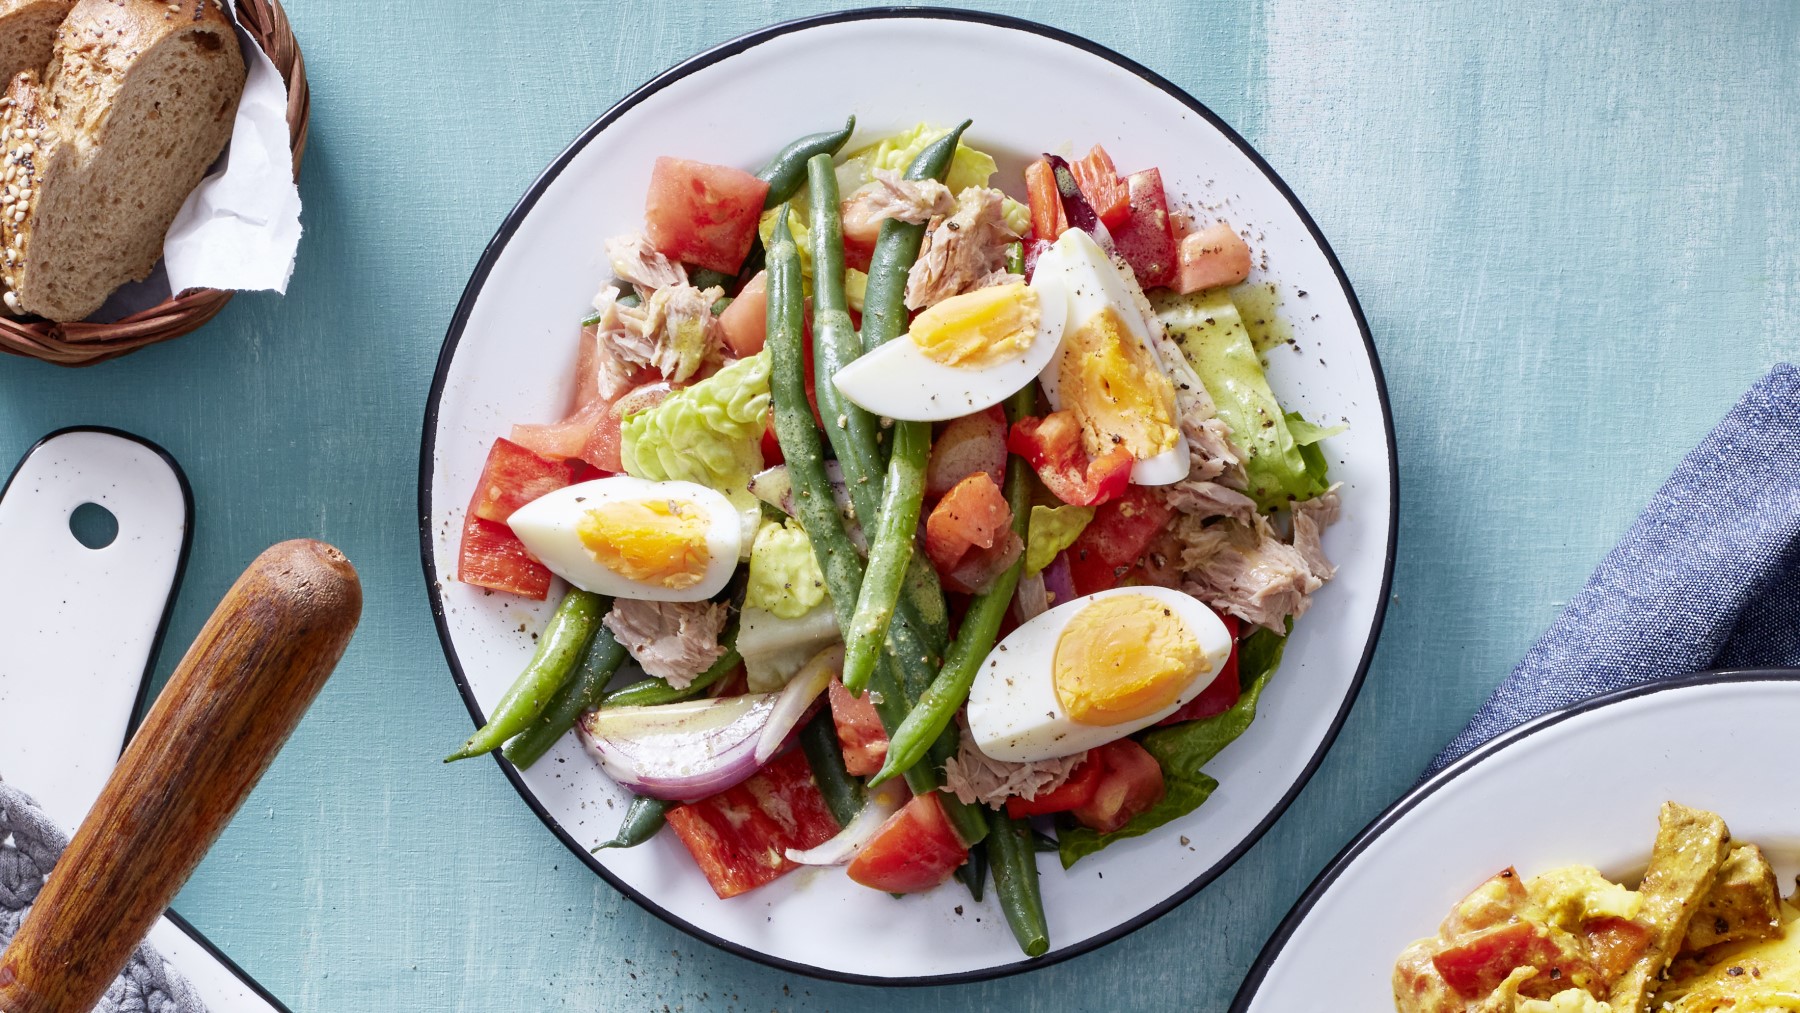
xmin=904 ymin=187 xmax=1019 ymax=310
xmin=1290 ymin=488 xmax=1341 ymax=581
xmin=1166 ymin=477 xmax=1258 ymax=527
xmin=605 ymin=232 xmax=688 ymax=291
xmin=845 ymin=168 xmax=956 ymax=226
xmin=942 ymin=733 xmax=1084 ymax=809
xmin=603 ymin=599 xmax=729 ymax=689
xmin=613 ymin=283 xmax=723 ymax=386
xmin=1175 ymin=514 xmax=1323 ymax=633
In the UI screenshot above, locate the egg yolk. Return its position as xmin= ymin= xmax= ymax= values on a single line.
xmin=577 ymin=498 xmax=710 ymax=590
xmin=908 ymin=283 xmax=1039 ymax=369
xmin=1056 ymin=306 xmax=1179 ymax=461
xmin=1052 ymin=595 xmax=1206 ymax=725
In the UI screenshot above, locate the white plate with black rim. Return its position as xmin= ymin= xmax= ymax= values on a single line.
xmin=420 ymin=7 xmax=1395 ymax=984
xmin=1231 ymin=670 xmax=1800 ymax=1011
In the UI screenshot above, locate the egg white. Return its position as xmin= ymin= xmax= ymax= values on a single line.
xmin=1032 ymin=229 xmax=1192 ymax=486
xmin=507 ymin=476 xmax=742 ymax=602
xmin=966 ymin=585 xmax=1232 ymax=763
xmin=830 ymin=283 xmax=1068 ymax=423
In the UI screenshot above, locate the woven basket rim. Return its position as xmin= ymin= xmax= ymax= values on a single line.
xmin=0 ymin=0 xmax=308 ymax=367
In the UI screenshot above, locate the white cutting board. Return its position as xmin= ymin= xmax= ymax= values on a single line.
xmin=0 ymin=428 xmax=286 ymax=1013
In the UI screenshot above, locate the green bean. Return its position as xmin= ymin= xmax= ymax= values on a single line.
xmin=446 ymin=589 xmax=604 ymax=761
xmin=804 ymin=152 xmax=922 ymax=697
xmin=767 ymin=208 xmax=869 ymax=638
xmin=870 ymin=383 xmax=1034 ymax=786
xmin=756 ymin=115 xmax=856 ymax=209
xmin=955 ymin=839 xmax=988 ymax=902
xmin=592 ymin=796 xmax=673 ymax=852
xmin=844 ymin=419 xmax=929 ymax=695
xmin=601 ymin=642 xmax=742 ymax=708
xmin=988 ymin=810 xmax=1050 ymax=957
xmin=501 ymin=600 xmax=626 ymax=769
xmin=799 ymin=710 xmax=864 ymax=827
xmin=733 ymin=116 xmax=858 ymax=288
xmin=1005 ymin=240 xmax=1025 ymax=276
xmin=803 ymin=158 xmax=949 ymax=668
xmin=767 ymin=207 xmax=987 ymax=847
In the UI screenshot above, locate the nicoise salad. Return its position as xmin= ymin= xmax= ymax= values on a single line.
xmin=446 ymin=116 xmax=1342 ymax=956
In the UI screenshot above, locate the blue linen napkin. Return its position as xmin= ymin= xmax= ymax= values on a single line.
xmin=1428 ymin=362 xmax=1800 ymax=774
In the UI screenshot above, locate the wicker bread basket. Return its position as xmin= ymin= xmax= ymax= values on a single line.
xmin=0 ymin=0 xmax=308 ymax=367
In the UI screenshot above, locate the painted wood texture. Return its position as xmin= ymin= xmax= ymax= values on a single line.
xmin=0 ymin=2 xmax=1791 ymax=1009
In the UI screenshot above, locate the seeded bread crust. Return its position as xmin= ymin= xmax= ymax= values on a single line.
xmin=0 ymin=69 xmax=48 ymax=313
xmin=4 ymin=0 xmax=243 ymax=322
xmin=0 ymin=1 xmax=73 ymax=89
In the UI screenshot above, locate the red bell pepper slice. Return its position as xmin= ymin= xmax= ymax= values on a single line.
xmin=1024 ymin=158 xmax=1067 ymax=242
xmin=1006 ymin=411 xmax=1134 ymax=508
xmin=1159 ymin=612 xmax=1241 ymax=724
xmin=1004 ymin=751 xmax=1102 ymax=818
xmin=664 ymin=750 xmax=841 ymax=899
xmin=469 ymin=437 xmax=577 ymax=525
xmin=1110 ymin=167 xmax=1179 ymax=289
xmin=457 ymin=515 xmax=552 ymax=600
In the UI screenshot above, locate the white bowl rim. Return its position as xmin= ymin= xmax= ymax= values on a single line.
xmin=418 ymin=5 xmax=1399 ymax=986
xmin=1227 ymin=668 xmax=1800 ymax=1010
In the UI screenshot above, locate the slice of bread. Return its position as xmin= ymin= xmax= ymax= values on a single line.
xmin=0 ymin=1 xmax=72 ymax=87
xmin=3 ymin=0 xmax=244 ymax=322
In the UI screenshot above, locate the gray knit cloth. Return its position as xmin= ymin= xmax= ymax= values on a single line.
xmin=0 ymin=782 xmax=209 ymax=1013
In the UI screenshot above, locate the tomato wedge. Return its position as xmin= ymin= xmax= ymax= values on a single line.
xmin=663 ymin=750 xmax=840 ymax=899
xmin=1024 ymin=158 xmax=1067 ymax=242
xmin=1004 ymin=752 xmax=1101 ymax=818
xmin=1070 ymin=738 xmax=1165 ymax=834
xmin=643 ymin=156 xmax=769 ymax=274
xmin=827 ymin=677 xmax=888 ymax=776
xmin=924 ymin=472 xmax=1013 ymax=574
xmin=1067 ymin=486 xmax=1177 ymax=595
xmin=1068 ymin=146 xmax=1131 ymax=228
xmin=1429 ymin=921 xmax=1575 ymax=997
xmin=846 ymin=793 xmax=969 ymax=894
xmin=1007 ymin=411 xmax=1133 ymax=508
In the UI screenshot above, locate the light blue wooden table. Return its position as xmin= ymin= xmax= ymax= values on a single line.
xmin=1 ymin=2 xmax=1791 ymax=1009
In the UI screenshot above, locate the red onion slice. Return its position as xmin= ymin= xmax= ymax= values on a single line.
xmin=755 ymin=645 xmax=841 ymax=764
xmin=1041 ymin=550 xmax=1076 ymax=607
xmin=1012 ymin=570 xmax=1050 ymax=624
xmin=577 ymin=694 xmax=776 ymax=801
xmin=785 ymin=782 xmax=909 ymax=866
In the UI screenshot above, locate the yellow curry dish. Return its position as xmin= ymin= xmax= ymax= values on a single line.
xmin=1394 ymin=802 xmax=1800 ymax=1013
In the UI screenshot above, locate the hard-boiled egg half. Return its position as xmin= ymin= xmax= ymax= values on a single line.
xmin=831 ymin=280 xmax=1067 ymax=422
xmin=966 ymin=585 xmax=1231 ymax=763
xmin=508 ymin=476 xmax=741 ymax=601
xmin=1032 ymin=229 xmax=1191 ymax=486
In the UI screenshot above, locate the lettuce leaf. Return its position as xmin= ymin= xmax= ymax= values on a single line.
xmin=621 ymin=351 xmax=771 ymax=545
xmin=738 ymin=603 xmax=841 ymax=692
xmin=746 ymin=519 xmax=829 ymax=620
xmin=1025 ymin=504 xmax=1095 ymax=575
xmin=1058 ymin=626 xmax=1289 ymax=867
xmin=1152 ymin=289 xmax=1339 ymax=510
xmin=836 ymin=123 xmax=998 ymax=195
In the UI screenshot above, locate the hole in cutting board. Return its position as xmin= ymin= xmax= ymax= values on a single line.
xmin=69 ymin=502 xmax=118 ymax=549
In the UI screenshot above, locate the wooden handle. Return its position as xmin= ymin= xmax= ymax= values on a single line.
xmin=0 ymin=540 xmax=361 ymax=1013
